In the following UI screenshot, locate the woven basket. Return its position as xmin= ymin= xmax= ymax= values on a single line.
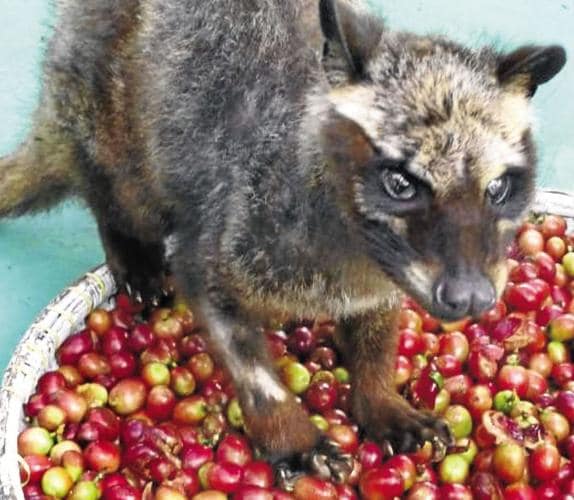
xmin=0 ymin=189 xmax=572 ymax=498
xmin=0 ymin=265 xmax=116 ymax=499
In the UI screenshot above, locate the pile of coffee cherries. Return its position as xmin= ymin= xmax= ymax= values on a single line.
xmin=16 ymin=213 xmax=574 ymax=499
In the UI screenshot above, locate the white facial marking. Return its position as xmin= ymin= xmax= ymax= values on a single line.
xmin=328 ymin=86 xmax=382 ymax=142
xmin=478 ymin=138 xmax=528 ymax=193
xmin=497 ymin=94 xmax=533 ymax=139
xmin=388 ymin=216 xmax=407 ymax=235
xmin=406 ymin=161 xmax=437 ymax=186
xmin=404 ymin=261 xmax=434 ymax=299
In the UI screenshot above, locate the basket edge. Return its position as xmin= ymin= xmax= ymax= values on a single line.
xmin=533 ymin=189 xmax=574 ymax=219
xmin=0 ymin=264 xmax=116 ymax=499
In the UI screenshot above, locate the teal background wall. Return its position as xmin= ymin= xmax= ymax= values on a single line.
xmin=0 ymin=2 xmax=104 ymax=375
xmin=1 ymin=1 xmax=573 ymax=374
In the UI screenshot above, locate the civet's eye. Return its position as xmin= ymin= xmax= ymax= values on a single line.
xmin=381 ymin=168 xmax=417 ymax=201
xmin=486 ymin=175 xmax=512 ymax=205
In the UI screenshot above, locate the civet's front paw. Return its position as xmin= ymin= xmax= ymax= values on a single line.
xmin=360 ymin=395 xmax=454 ymax=457
xmin=275 ymin=436 xmax=354 ymax=490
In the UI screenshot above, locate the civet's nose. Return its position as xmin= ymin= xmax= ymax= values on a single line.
xmin=432 ymin=270 xmax=496 ymax=321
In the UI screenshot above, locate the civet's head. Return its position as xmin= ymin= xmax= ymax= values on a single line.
xmin=314 ymin=0 xmax=566 ymax=320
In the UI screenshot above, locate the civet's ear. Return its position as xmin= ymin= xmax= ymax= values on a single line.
xmin=319 ymin=0 xmax=384 ymax=83
xmin=497 ymin=45 xmax=566 ymax=97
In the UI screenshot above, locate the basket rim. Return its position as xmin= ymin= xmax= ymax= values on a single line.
xmin=0 ymin=264 xmax=116 ymax=499
xmin=533 ymin=189 xmax=574 ymax=219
